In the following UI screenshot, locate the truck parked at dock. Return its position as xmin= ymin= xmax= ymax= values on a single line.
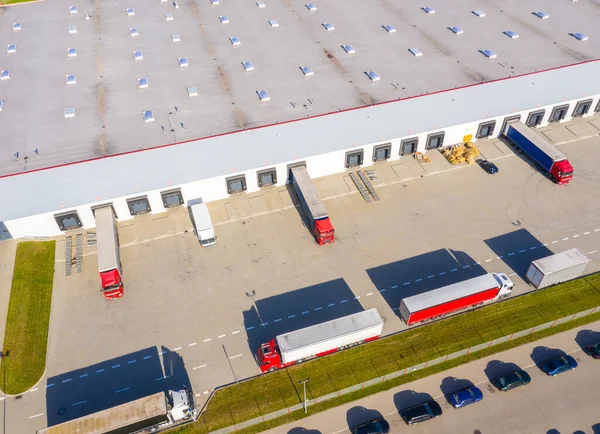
xmin=94 ymin=205 xmax=124 ymax=299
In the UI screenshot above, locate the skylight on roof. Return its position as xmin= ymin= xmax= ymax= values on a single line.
xmin=127 ymin=8 xmax=135 ymax=16
xmin=178 ymin=57 xmax=189 ymax=67
xmin=449 ymin=26 xmax=463 ymax=35
xmin=13 ymin=23 xmax=21 ymax=31
xmin=66 ymin=74 xmax=76 ymax=85
xmin=130 ymin=28 xmax=140 ymax=37
xmin=67 ymin=48 xmax=77 ymax=57
xmin=134 ymin=51 xmax=143 ymax=60
xmin=187 ymin=86 xmax=198 ymax=97
xmin=142 ymin=110 xmax=155 ymax=123
xmin=138 ymin=78 xmax=149 ymax=89
xmin=504 ymin=30 xmax=519 ymax=39
xmin=342 ymin=44 xmax=355 ymax=54
xmin=322 ymin=23 xmax=334 ymax=31
xmin=300 ymin=66 xmax=314 ymax=76
xmin=534 ymin=11 xmax=549 ymax=19
xmin=268 ymin=20 xmax=279 ymax=27
xmin=256 ymin=1 xmax=266 ymax=7
xmin=7 ymin=44 xmax=16 ymax=54
xmin=64 ymin=106 xmax=75 ymax=118
xmin=572 ymin=32 xmax=588 ymax=41
xmin=305 ymin=3 xmax=316 ymax=11
xmin=165 ymin=13 xmax=174 ymax=21
xmin=219 ymin=16 xmax=229 ymax=24
xmin=0 ymin=100 xmax=3 ymax=111
xmin=242 ymin=61 xmax=254 ymax=71
xmin=366 ymin=71 xmax=380 ymax=82
xmin=409 ymin=47 xmax=423 ymax=57
xmin=1 ymin=70 xmax=11 ymax=80
xmin=480 ymin=49 xmax=497 ymax=59
xmin=69 ymin=6 xmax=78 ymax=14
xmin=422 ymin=6 xmax=435 ymax=14
xmin=257 ymin=90 xmax=270 ymax=102
xmin=210 ymin=0 xmax=219 ymax=4
xmin=230 ymin=36 xmax=241 ymax=45
xmin=472 ymin=10 xmax=485 ymax=18
xmin=383 ymin=25 xmax=396 ymax=33
xmin=171 ymin=33 xmax=181 ymax=42
xmin=69 ymin=25 xmax=77 ymax=34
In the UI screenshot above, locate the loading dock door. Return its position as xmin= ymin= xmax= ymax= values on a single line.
xmin=401 ymin=139 xmax=418 ymax=156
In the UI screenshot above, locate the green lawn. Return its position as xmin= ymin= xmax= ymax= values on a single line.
xmin=173 ymin=272 xmax=600 ymax=433
xmin=1 ymin=0 xmax=39 ymax=5
xmin=1 ymin=241 xmax=56 ymax=395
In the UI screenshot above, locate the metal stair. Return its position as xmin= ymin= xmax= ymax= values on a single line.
xmin=358 ymin=170 xmax=380 ymax=201
xmin=65 ymin=236 xmax=72 ymax=276
xmin=76 ymin=233 xmax=83 ymax=273
xmin=349 ymin=172 xmax=371 ymax=203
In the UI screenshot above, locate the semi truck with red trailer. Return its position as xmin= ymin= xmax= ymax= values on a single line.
xmin=37 ymin=388 xmax=196 ymax=434
xmin=503 ymin=120 xmax=573 ymax=184
xmin=399 ymin=273 xmax=514 ymax=326
xmin=290 ymin=165 xmax=335 ymax=245
xmin=257 ymin=309 xmax=383 ymax=372
xmin=95 ymin=205 xmax=124 ymax=299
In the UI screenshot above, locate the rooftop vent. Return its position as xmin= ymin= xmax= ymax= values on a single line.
xmin=0 ymin=100 xmax=3 ymax=111
xmin=1 ymin=70 xmax=11 ymax=80
xmin=173 ymin=1 xmax=180 ymax=8
xmin=305 ymin=3 xmax=316 ymax=11
xmin=422 ymin=6 xmax=435 ymax=14
xmin=138 ymin=78 xmax=149 ymax=89
xmin=503 ymin=30 xmax=519 ymax=39
xmin=268 ymin=19 xmax=279 ymax=27
xmin=64 ymin=106 xmax=76 ymax=118
xmin=230 ymin=36 xmax=241 ymax=45
xmin=171 ymin=33 xmax=181 ymax=42
xmin=69 ymin=25 xmax=78 ymax=34
xmin=242 ymin=61 xmax=254 ymax=71
xmin=342 ymin=44 xmax=355 ymax=54
xmin=69 ymin=6 xmax=78 ymax=14
xmin=13 ymin=23 xmax=22 ymax=31
xmin=7 ymin=44 xmax=17 ymax=54
xmin=449 ymin=26 xmax=463 ymax=35
xmin=366 ymin=71 xmax=380 ymax=82
xmin=210 ymin=0 xmax=219 ymax=4
xmin=257 ymin=90 xmax=270 ymax=102
xmin=178 ymin=57 xmax=189 ymax=67
xmin=187 ymin=86 xmax=198 ymax=96
xmin=165 ymin=13 xmax=174 ymax=21
xmin=471 ymin=10 xmax=485 ymax=17
xmin=134 ymin=51 xmax=144 ymax=60
xmin=533 ymin=11 xmax=549 ymax=19
xmin=219 ymin=16 xmax=229 ymax=24
xmin=66 ymin=74 xmax=76 ymax=85
xmin=67 ymin=48 xmax=77 ymax=57
xmin=142 ymin=110 xmax=155 ymax=123
xmin=256 ymin=1 xmax=266 ymax=7
xmin=130 ymin=28 xmax=140 ymax=37
xmin=322 ymin=23 xmax=334 ymax=31
xmin=160 ymin=0 xmax=167 ymax=2
xmin=480 ymin=49 xmax=497 ymax=59
xmin=408 ymin=47 xmax=423 ymax=57
xmin=300 ymin=66 xmax=314 ymax=76
xmin=572 ymin=32 xmax=588 ymax=41
xmin=127 ymin=8 xmax=135 ymax=16
xmin=383 ymin=25 xmax=396 ymax=33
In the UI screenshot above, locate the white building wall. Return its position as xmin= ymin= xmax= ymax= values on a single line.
xmin=4 ymin=95 xmax=600 ymax=239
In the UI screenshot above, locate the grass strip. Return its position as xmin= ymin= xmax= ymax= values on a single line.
xmin=174 ymin=272 xmax=600 ymax=433
xmin=0 ymin=241 xmax=56 ymax=394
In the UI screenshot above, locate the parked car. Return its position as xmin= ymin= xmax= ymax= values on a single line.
xmin=351 ymin=417 xmax=390 ymax=434
xmin=399 ymin=400 xmax=442 ymax=425
xmin=586 ymin=342 xmax=600 ymax=359
xmin=478 ymin=159 xmax=499 ymax=174
xmin=491 ymin=370 xmax=531 ymax=391
xmin=446 ymin=386 xmax=483 ymax=408
xmin=539 ymin=355 xmax=578 ymax=376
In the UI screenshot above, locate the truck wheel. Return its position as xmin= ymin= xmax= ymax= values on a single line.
xmin=268 ymin=367 xmax=277 ymax=373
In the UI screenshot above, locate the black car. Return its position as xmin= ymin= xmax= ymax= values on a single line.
xmin=586 ymin=342 xmax=600 ymax=359
xmin=478 ymin=159 xmax=499 ymax=174
xmin=399 ymin=400 xmax=442 ymax=425
xmin=491 ymin=370 xmax=531 ymax=391
xmin=351 ymin=417 xmax=390 ymax=434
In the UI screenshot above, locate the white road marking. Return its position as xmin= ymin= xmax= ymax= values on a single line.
xmin=366 ymin=293 xmax=373 ymax=296
xmin=404 ymin=282 xmax=411 ymax=286
xmin=562 ymin=237 xmax=569 ymax=241
xmin=415 ymin=278 xmax=423 ymax=282
xmin=474 ymin=262 xmax=481 ymax=265
xmin=594 ymin=229 xmax=600 ymax=232
xmin=302 ymin=310 xmax=310 ymax=313
xmin=485 ymin=259 xmax=492 ymax=263
xmin=328 ymin=302 xmax=337 ymax=306
xmin=0 ymin=397 xmax=5 ymax=401
xmin=79 ymin=374 xmax=88 ymax=378
xmin=112 ymin=364 xmax=120 ymax=369
xmin=160 ymin=350 xmax=167 ymax=355
xmin=393 ymin=307 xmax=400 ymax=311
xmin=573 ymin=235 xmax=580 ymax=238
xmin=174 ymin=347 xmax=182 ymax=351
xmin=46 ymin=383 xmax=55 ymax=388
xmin=427 ymin=275 xmax=434 ymax=279
xmin=189 ymin=342 xmax=198 ymax=347
xmin=72 ymin=400 xmax=87 ymax=406
xmin=229 ymin=354 xmax=243 ymax=360
xmin=451 ymin=268 xmax=458 ymax=272
xmin=541 ymin=244 xmax=547 ymax=247
xmin=143 ymin=355 xmax=152 ymax=360
xmin=62 ymin=378 xmax=72 ymax=383
xmin=391 ymin=285 xmax=398 ymax=289
xmin=246 ymin=326 xmax=255 ymax=331
xmin=508 ymin=252 xmax=515 ymax=256
xmin=439 ymin=271 xmax=447 ymax=275
xmin=529 ymin=246 xmax=537 ymax=250
xmin=155 ymin=376 xmax=169 ymax=381
xmin=496 ymin=256 xmax=503 ymax=259
xmin=217 ymin=335 xmax=226 ymax=339
xmin=29 ymin=388 xmax=38 ymax=392
xmin=196 ymin=393 xmax=202 ymax=397
xmin=508 ymin=273 xmax=516 ymax=277
xmin=274 ymin=318 xmax=282 ymax=322
xmin=378 ymin=289 xmax=386 ymax=293
xmin=203 ymin=338 xmax=212 ymax=342
xmin=96 ymin=369 xmax=104 ymax=373
xmin=518 ymin=250 xmax=526 ymax=253
xmin=340 ymin=300 xmax=348 ymax=304
xmin=232 ymin=330 xmax=240 ymax=334
xmin=115 ymin=387 xmax=130 ymax=394
xmin=315 ymin=307 xmax=323 ymax=310
xmin=462 ymin=265 xmax=469 ymax=269
xmin=203 ymin=391 xmax=209 ymax=395
xmin=584 ymin=232 xmax=590 ymax=235
xmin=588 ymin=250 xmax=598 ymax=254
xmin=552 ymin=241 xmax=558 ymax=244
xmin=193 ymin=365 xmax=207 ymax=370
xmin=29 ymin=413 xmax=44 ymax=419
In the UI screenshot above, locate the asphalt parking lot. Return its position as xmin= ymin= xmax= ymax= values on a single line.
xmin=1 ymin=118 xmax=600 ymax=432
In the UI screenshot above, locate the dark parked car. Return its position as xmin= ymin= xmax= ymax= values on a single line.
xmin=351 ymin=417 xmax=390 ymax=434
xmin=491 ymin=370 xmax=531 ymax=391
xmin=399 ymin=400 xmax=442 ymax=425
xmin=539 ymin=355 xmax=578 ymax=376
xmin=478 ymin=159 xmax=499 ymax=174
xmin=446 ymin=386 xmax=483 ymax=408
xmin=586 ymin=342 xmax=600 ymax=359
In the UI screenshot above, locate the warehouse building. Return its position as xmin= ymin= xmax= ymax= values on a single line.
xmin=0 ymin=0 xmax=599 ymax=239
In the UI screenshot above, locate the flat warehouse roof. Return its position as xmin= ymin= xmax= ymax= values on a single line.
xmin=0 ymin=0 xmax=599 ymax=176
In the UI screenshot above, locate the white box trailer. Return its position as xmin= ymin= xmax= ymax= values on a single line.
xmin=189 ymin=202 xmax=216 ymax=247
xmin=526 ymin=248 xmax=591 ymax=289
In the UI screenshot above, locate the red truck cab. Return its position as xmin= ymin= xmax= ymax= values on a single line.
xmin=314 ymin=218 xmax=335 ymax=245
xmin=101 ymin=269 xmax=124 ymax=299
xmin=258 ymin=339 xmax=283 ymax=372
xmin=552 ymin=160 xmax=573 ymax=185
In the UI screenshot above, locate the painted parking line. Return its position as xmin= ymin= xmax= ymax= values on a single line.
xmin=391 ymin=285 xmax=398 ymax=289
xmin=529 ymin=246 xmax=537 ymax=250
xmin=229 ymin=354 xmax=243 ymax=360
xmin=274 ymin=318 xmax=282 ymax=322
xmin=485 ymin=259 xmax=492 ymax=263
xmin=328 ymin=302 xmax=337 ymax=306
xmin=508 ymin=252 xmax=515 ymax=256
xmin=115 ymin=387 xmax=130 ymax=394
xmin=96 ymin=369 xmax=104 ymax=374
xmin=217 ymin=335 xmax=226 ymax=339
xmin=193 ymin=365 xmax=207 ymax=370
xmin=128 ymin=359 xmax=137 ymax=364
xmin=79 ymin=374 xmax=88 ymax=378
xmin=72 ymin=400 xmax=87 ymax=406
xmin=112 ymin=364 xmax=121 ymax=369
xmin=439 ymin=271 xmax=446 ymax=275
xmin=584 ymin=232 xmax=591 ymax=235
xmin=451 ymin=268 xmax=458 ymax=272
xmin=378 ymin=289 xmax=386 ymax=293
xmin=518 ymin=250 xmax=526 ymax=253
xmin=203 ymin=391 xmax=210 ymax=395
xmin=415 ymin=278 xmax=423 ymax=282
xmin=508 ymin=273 xmax=516 ymax=277
xmin=302 ymin=310 xmax=310 ymax=314
xmin=143 ymin=355 xmax=152 ymax=360
xmin=315 ymin=306 xmax=323 ymax=310
xmin=404 ymin=282 xmax=411 ymax=286
xmin=174 ymin=347 xmax=182 ymax=351
xmin=589 ymin=250 xmax=598 ymax=254
xmin=573 ymin=235 xmax=580 ymax=238
xmin=203 ymin=338 xmax=212 ymax=342
xmin=427 ymin=275 xmax=435 ymax=279
xmin=0 ymin=397 xmax=5 ymax=401
xmin=340 ymin=300 xmax=348 ymax=304
xmin=29 ymin=388 xmax=38 ymax=393
xmin=29 ymin=413 xmax=44 ymax=419
xmin=353 ymin=296 xmax=361 ymax=300
xmin=462 ymin=265 xmax=470 ymax=269
xmin=46 ymin=383 xmax=55 ymax=388
xmin=246 ymin=326 xmax=255 ymax=331
xmin=595 ymin=229 xmax=600 ymax=232
xmin=62 ymin=378 xmax=72 ymax=383
xmin=155 ymin=376 xmax=169 ymax=381
xmin=232 ymin=330 xmax=240 ymax=334
xmin=562 ymin=237 xmax=569 ymax=241
xmin=552 ymin=241 xmax=558 ymax=244
xmin=496 ymin=256 xmax=503 ymax=259
xmin=189 ymin=342 xmax=198 ymax=347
